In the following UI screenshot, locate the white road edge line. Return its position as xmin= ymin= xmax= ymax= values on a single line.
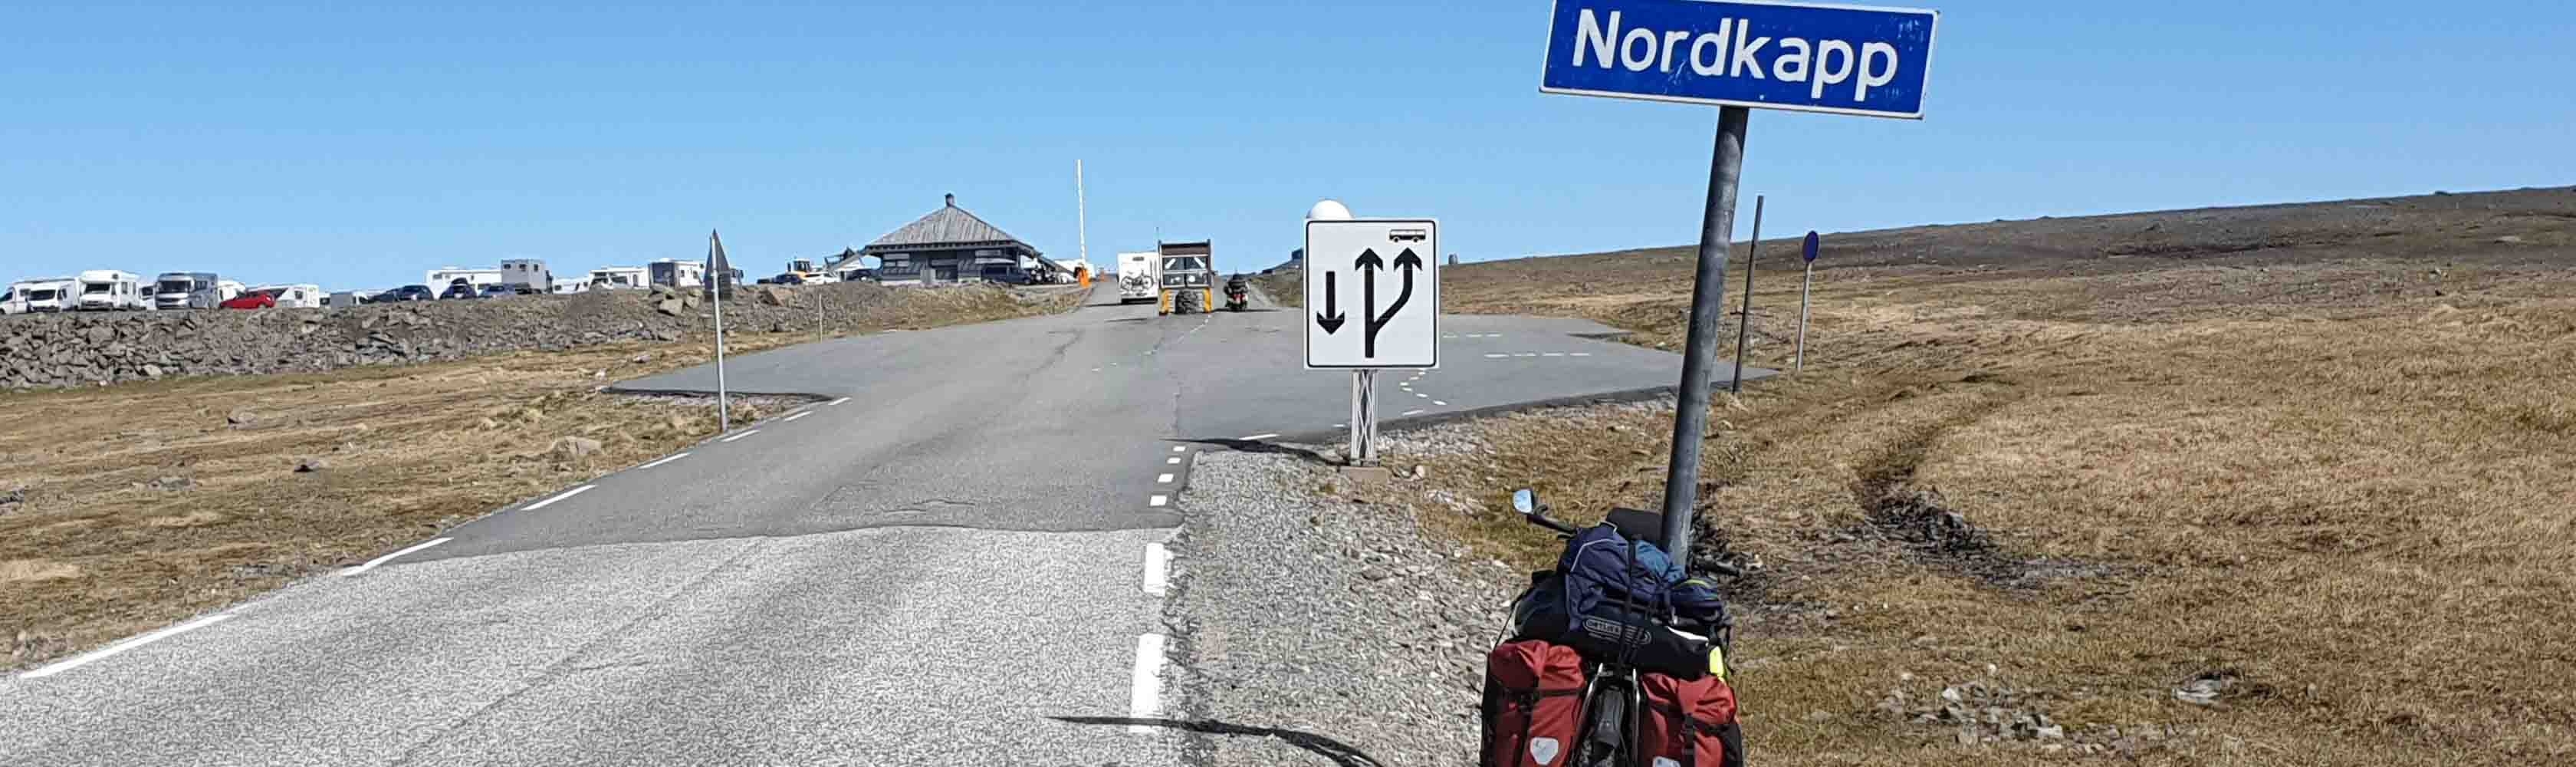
xmin=1401 ymin=409 xmax=1426 ymax=416
xmin=1129 ymin=634 xmax=1168 ymax=733
xmin=337 ymin=537 xmax=454 ymax=578
xmin=637 ymin=452 xmax=692 ymax=470
xmin=783 ymin=412 xmax=810 ymax=422
xmin=21 ymin=613 xmax=235 ymax=680
xmin=1240 ymin=433 xmax=1279 ymax=441
xmin=828 ymin=397 xmax=852 ymax=406
xmin=1148 ymin=495 xmax=1168 ymax=507
xmin=720 ymin=429 xmax=761 ymax=443
xmin=1142 ymin=543 xmax=1170 ymax=597
xmin=524 ymin=484 xmax=596 ymax=511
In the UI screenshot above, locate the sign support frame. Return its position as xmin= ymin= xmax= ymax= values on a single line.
xmin=1796 ymin=230 xmax=1819 ymax=374
xmin=1658 ymin=106 xmax=1750 ymax=569
xmin=1349 ymin=370 xmax=1379 ymax=466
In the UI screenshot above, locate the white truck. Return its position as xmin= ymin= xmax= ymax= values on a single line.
xmin=1116 ymin=251 xmax=1159 ymax=304
xmin=13 ymin=278 xmax=78 ymax=312
xmin=500 ymin=258 xmax=552 ymax=295
xmin=74 ymin=270 xmax=148 ymax=311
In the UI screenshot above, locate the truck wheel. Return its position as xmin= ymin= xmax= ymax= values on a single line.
xmin=1175 ymin=289 xmax=1204 ymax=314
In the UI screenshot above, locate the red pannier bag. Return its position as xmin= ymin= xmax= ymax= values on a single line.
xmin=1482 ymin=640 xmax=1588 ymax=767
xmin=1638 ymin=672 xmax=1743 ymax=767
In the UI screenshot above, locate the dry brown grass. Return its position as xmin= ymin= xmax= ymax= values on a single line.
xmin=0 ymin=285 xmax=1076 ymax=670
xmin=1360 ymin=188 xmax=2576 ymax=764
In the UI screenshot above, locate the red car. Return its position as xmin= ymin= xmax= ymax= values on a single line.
xmin=218 ymin=289 xmax=280 ymax=310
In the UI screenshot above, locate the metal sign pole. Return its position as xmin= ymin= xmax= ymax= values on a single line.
xmin=1796 ymin=261 xmax=1814 ymax=374
xmin=1729 ymin=195 xmax=1765 ymax=394
xmin=1661 ymin=106 xmax=1750 ymax=568
xmin=1349 ymin=369 xmax=1378 ymax=466
xmin=709 ymin=231 xmax=731 ymax=433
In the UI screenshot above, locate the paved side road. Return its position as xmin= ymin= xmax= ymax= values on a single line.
xmin=2 ymin=282 xmax=1762 ymax=765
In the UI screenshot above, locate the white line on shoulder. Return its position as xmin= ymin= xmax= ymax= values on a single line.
xmin=524 ymin=484 xmax=596 ymax=511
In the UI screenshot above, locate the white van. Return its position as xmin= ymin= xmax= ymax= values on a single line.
xmin=13 ymin=278 xmax=78 ymax=312
xmin=1116 ymin=251 xmax=1159 ymax=303
xmin=587 ymin=266 xmax=649 ymax=290
xmin=75 ymin=270 xmax=147 ymax=311
xmin=1 ymin=285 xmax=22 ymax=314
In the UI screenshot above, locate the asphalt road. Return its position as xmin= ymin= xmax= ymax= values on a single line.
xmin=0 ymin=284 xmax=1765 ymax=765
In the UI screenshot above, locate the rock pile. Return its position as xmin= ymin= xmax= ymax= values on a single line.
xmin=0 ymin=283 xmax=1024 ymax=390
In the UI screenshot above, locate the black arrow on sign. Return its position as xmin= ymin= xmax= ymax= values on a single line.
xmin=1358 ymin=248 xmax=1423 ymax=357
xmin=1315 ymin=272 xmax=1345 ymax=334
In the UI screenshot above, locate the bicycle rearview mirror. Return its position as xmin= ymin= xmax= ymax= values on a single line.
xmin=1512 ymin=489 xmax=1536 ymax=515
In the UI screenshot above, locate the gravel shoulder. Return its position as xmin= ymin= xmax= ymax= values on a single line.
xmin=1166 ymin=448 xmax=1519 ymax=767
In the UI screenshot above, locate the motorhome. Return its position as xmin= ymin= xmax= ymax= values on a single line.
xmin=215 ymin=279 xmax=247 ymax=304
xmin=74 ymin=270 xmax=146 ymax=311
xmin=1 ymin=285 xmax=20 ymax=314
xmin=648 ymin=259 xmax=705 ymax=288
xmin=153 ymin=272 xmax=225 ymax=309
xmin=1116 ymin=251 xmax=1159 ymax=303
xmin=500 ymin=258 xmax=552 ymax=294
xmin=13 ymin=278 xmax=78 ymax=312
xmin=586 ymin=266 xmax=649 ymax=290
xmin=425 ymin=267 xmax=504 ymax=297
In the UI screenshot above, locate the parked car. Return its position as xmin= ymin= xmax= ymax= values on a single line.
xmin=476 ymin=283 xmax=521 ymax=298
xmin=769 ymin=272 xmax=806 ymax=285
xmin=439 ymin=282 xmax=483 ymax=300
xmin=219 ymin=290 xmax=278 ymax=310
xmin=372 ymin=285 xmax=435 ymax=302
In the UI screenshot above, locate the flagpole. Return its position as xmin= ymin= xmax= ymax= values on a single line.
xmin=710 ymin=230 xmax=730 ymax=433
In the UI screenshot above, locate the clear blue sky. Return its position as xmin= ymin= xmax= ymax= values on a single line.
xmin=7 ymin=2 xmax=2571 ymax=289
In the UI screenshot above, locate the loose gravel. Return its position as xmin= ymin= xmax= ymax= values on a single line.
xmin=1165 ymin=448 xmax=1523 ymax=767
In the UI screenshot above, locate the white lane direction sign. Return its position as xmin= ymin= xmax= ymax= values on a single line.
xmin=1306 ymin=219 xmax=1438 ymax=369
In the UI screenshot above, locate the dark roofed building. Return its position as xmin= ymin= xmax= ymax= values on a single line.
xmin=850 ymin=193 xmax=1054 ymax=285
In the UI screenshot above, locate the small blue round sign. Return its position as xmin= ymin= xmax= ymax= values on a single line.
xmin=1801 ymin=231 xmax=1821 ymax=263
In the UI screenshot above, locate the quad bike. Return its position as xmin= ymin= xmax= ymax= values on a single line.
xmin=1224 ymin=279 xmax=1250 ymax=311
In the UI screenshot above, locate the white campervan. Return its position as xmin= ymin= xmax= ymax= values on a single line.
xmin=75 ymin=270 xmax=147 ymax=311
xmin=587 ymin=266 xmax=649 ymax=290
xmin=1 ymin=285 xmax=24 ymax=314
xmin=13 ymin=278 xmax=78 ymax=312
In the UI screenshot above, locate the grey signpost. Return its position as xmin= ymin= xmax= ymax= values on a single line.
xmin=1540 ymin=0 xmax=1939 ymax=563
xmin=1729 ymin=195 xmax=1765 ymax=395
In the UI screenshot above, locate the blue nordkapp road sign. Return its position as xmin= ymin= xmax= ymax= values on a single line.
xmin=1541 ymin=0 xmax=1938 ymax=119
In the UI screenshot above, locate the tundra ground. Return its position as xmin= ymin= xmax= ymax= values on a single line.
xmin=1350 ymin=187 xmax=2576 ymax=764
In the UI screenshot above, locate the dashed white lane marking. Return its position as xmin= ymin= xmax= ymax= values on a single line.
xmin=21 ymin=613 xmax=235 ymax=680
xmin=1515 ymin=353 xmax=1539 ymax=357
xmin=1166 ymin=456 xmax=1181 ymax=465
xmin=1240 ymin=433 xmax=1280 ymax=441
xmin=1142 ymin=543 xmax=1171 ymax=597
xmin=783 ymin=412 xmax=810 ymax=422
xmin=1148 ymin=494 xmax=1169 ymax=507
xmin=1485 ymin=353 xmax=1508 ymax=358
xmin=721 ymin=429 xmax=761 ymax=443
xmin=1543 ymin=352 xmax=1566 ymax=357
xmin=1092 ymin=367 xmax=1102 ymax=372
xmin=1415 ymin=393 xmax=1428 ymax=398
xmin=1129 ymin=634 xmax=1168 ymax=733
xmin=337 ymin=537 xmax=453 ymax=578
xmin=1157 ymin=473 xmax=1175 ymax=483
xmin=524 ymin=484 xmax=596 ymax=511
xmin=1571 ymin=352 xmax=1592 ymax=357
xmin=637 ymin=452 xmax=692 ymax=469
xmin=828 ymin=397 xmax=852 ymax=407
xmin=1171 ymin=446 xmax=1188 ymax=453
xmin=1434 ymin=400 xmax=1448 ymax=406
xmin=1401 ymin=409 xmax=1426 ymax=416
